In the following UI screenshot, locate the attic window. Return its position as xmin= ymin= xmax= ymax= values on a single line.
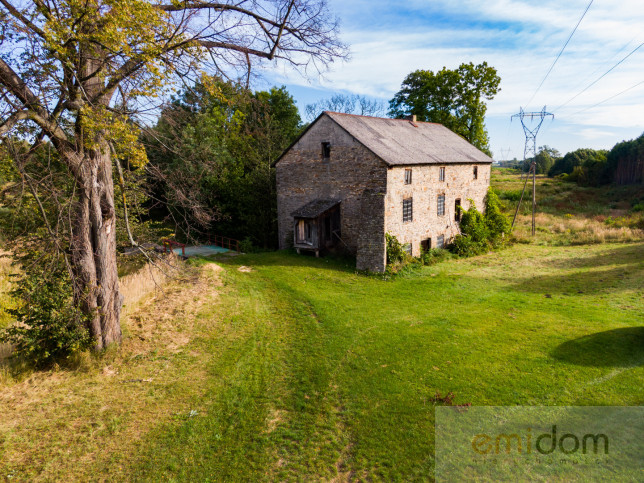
xmin=321 ymin=142 xmax=331 ymax=159
xmin=404 ymin=169 xmax=412 ymax=185
xmin=439 ymin=167 xmax=445 ymax=182
xmin=473 ymin=166 xmax=478 ymax=179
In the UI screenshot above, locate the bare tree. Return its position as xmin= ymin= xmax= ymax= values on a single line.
xmin=0 ymin=0 xmax=346 ymax=350
xmin=305 ymin=94 xmax=385 ymax=122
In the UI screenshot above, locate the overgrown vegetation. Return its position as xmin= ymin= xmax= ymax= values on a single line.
xmin=144 ymin=77 xmax=303 ymax=248
xmin=385 ymin=232 xmax=453 ymax=275
xmin=0 ymin=252 xmax=91 ymax=369
xmin=449 ymin=189 xmax=510 ymax=256
xmin=492 ymin=168 xmax=644 ymax=244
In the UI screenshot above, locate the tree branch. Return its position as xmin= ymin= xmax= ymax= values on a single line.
xmin=0 ymin=0 xmax=46 ymax=38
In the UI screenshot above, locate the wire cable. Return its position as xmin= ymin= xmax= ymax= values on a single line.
xmin=526 ymin=0 xmax=594 ymax=107
xmin=567 ymin=80 xmax=644 ymax=117
xmin=553 ymin=41 xmax=643 ymax=112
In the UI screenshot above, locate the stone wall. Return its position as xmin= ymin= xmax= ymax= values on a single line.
xmin=276 ymin=115 xmax=388 ymax=271
xmin=384 ymin=163 xmax=491 ymax=256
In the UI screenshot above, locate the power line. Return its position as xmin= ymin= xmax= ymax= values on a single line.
xmin=568 ymin=80 xmax=644 ymax=116
xmin=526 ymin=0 xmax=594 ymax=107
xmin=553 ymin=41 xmax=643 ymax=112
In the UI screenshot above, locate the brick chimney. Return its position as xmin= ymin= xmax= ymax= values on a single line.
xmin=406 ymin=114 xmax=417 ymax=123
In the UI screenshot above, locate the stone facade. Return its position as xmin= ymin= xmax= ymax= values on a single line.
xmin=276 ymin=113 xmax=492 ymax=272
xmin=276 ymin=115 xmax=388 ymax=271
xmin=384 ymin=163 xmax=491 ymax=256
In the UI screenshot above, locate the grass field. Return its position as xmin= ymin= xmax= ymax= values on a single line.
xmin=0 ymin=172 xmax=642 ymax=481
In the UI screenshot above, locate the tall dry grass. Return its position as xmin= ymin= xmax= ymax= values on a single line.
xmin=119 ymin=253 xmax=183 ymax=317
xmin=513 ymin=213 xmax=644 ymax=245
xmin=0 ymin=252 xmax=182 ymax=367
xmin=0 ymin=251 xmax=15 ymax=362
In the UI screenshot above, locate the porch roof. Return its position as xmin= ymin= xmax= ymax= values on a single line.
xmin=291 ymin=199 xmax=340 ymax=219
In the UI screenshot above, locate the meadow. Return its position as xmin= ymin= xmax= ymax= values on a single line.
xmin=0 ymin=171 xmax=642 ymax=481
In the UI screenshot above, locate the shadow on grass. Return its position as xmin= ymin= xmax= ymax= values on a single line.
xmin=552 ymin=327 xmax=644 ymax=367
xmin=549 ymin=243 xmax=644 ymax=270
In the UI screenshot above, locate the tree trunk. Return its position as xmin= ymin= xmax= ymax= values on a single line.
xmin=69 ymin=146 xmax=123 ymax=350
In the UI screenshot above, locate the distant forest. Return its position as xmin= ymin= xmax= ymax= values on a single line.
xmin=497 ymin=132 xmax=644 ymax=187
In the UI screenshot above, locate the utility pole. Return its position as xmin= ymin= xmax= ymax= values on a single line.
xmin=510 ymin=107 xmax=554 ymax=236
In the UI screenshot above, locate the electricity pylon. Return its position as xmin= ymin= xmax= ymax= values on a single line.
xmin=510 ymin=107 xmax=554 ymax=236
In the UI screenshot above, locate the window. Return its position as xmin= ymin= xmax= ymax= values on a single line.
xmin=473 ymin=166 xmax=478 ymax=179
xmin=421 ymin=238 xmax=431 ymax=252
xmin=321 ymin=141 xmax=331 ymax=159
xmin=439 ymin=166 xmax=445 ymax=182
xmin=455 ymin=198 xmax=462 ymax=222
xmin=404 ymin=168 xmax=412 ymax=185
xmin=403 ymin=198 xmax=413 ymax=222
xmin=403 ymin=243 xmax=412 ymax=256
xmin=436 ymin=234 xmax=445 ymax=249
xmin=437 ymin=194 xmax=445 ymax=216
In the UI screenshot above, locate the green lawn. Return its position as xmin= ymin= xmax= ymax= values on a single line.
xmin=122 ymin=242 xmax=643 ymax=481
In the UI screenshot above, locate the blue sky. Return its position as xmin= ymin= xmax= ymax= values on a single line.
xmin=258 ymin=0 xmax=644 ymax=158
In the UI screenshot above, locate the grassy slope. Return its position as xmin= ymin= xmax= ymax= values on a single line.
xmin=0 ymin=172 xmax=642 ymax=481
xmin=128 ymin=241 xmax=642 ymax=481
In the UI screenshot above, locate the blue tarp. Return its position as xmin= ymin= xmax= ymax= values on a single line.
xmin=173 ymin=245 xmax=230 ymax=257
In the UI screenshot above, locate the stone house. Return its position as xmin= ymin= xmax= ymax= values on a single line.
xmin=275 ymin=111 xmax=493 ymax=272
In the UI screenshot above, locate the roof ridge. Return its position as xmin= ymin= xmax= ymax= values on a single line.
xmin=324 ymin=111 xmax=443 ymax=126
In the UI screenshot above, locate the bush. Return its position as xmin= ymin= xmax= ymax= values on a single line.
xmin=0 ymin=252 xmax=92 ymax=368
xmin=385 ymin=232 xmax=407 ymax=265
xmin=448 ymin=189 xmax=510 ymax=257
xmin=420 ymin=248 xmax=453 ymax=266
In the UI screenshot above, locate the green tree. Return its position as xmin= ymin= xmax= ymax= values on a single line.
xmin=388 ymin=62 xmax=501 ymax=154
xmin=0 ymin=0 xmax=344 ymax=350
xmin=548 ymin=148 xmax=608 ymax=186
xmin=524 ymin=145 xmax=560 ymax=175
xmin=145 ymin=77 xmax=302 ymax=248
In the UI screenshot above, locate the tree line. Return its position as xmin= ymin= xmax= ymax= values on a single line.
xmin=512 ymin=133 xmax=644 ymax=186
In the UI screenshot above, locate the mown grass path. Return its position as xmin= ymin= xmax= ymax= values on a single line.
xmin=124 ymin=242 xmax=643 ymax=481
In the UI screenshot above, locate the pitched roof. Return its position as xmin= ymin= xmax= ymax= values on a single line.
xmin=291 ymin=199 xmax=340 ymax=218
xmin=325 ymin=112 xmax=493 ymax=166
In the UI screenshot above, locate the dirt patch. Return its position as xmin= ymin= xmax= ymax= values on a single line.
xmin=238 ymin=266 xmax=253 ymax=273
xmin=266 ymin=408 xmax=286 ymax=433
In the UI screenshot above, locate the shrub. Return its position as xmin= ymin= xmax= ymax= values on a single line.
xmin=631 ymin=203 xmax=644 ymax=213
xmin=484 ymin=189 xmax=511 ymax=244
xmin=448 ymin=189 xmax=511 ymax=257
xmin=385 ymin=232 xmax=407 ymax=265
xmin=238 ymin=237 xmax=256 ymax=253
xmin=420 ymin=248 xmax=453 ymax=266
xmin=0 ymin=252 xmax=92 ymax=368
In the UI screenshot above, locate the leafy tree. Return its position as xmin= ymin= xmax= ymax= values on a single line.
xmin=305 ymin=94 xmax=385 ymax=122
xmin=145 ymin=77 xmax=302 ymax=248
xmin=0 ymin=0 xmax=345 ymax=350
xmin=548 ymin=148 xmax=608 ymax=186
xmin=521 ymin=146 xmax=561 ymax=174
xmin=388 ymin=62 xmax=501 ymax=154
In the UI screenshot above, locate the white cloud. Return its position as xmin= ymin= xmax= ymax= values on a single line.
xmin=262 ymin=0 xmax=644 ymax=154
